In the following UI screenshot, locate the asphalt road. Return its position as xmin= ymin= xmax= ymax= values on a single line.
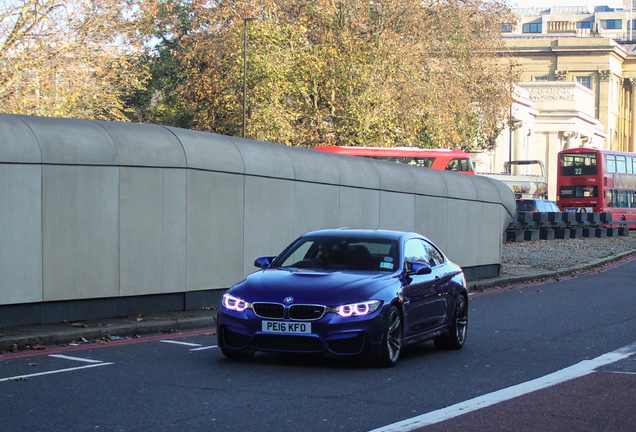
xmin=1 ymin=257 xmax=636 ymax=432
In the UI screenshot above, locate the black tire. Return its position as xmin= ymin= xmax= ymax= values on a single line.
xmin=218 ymin=327 xmax=255 ymax=360
xmin=377 ymin=305 xmax=403 ymax=367
xmin=434 ymin=295 xmax=468 ymax=350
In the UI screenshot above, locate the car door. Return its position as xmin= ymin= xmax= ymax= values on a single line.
xmin=402 ymin=238 xmax=450 ymax=337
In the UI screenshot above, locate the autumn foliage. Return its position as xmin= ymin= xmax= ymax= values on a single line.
xmin=1 ymin=0 xmax=517 ymax=150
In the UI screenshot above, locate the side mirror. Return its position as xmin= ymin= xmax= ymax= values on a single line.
xmin=406 ymin=261 xmax=432 ymax=275
xmin=254 ymin=256 xmax=276 ymax=269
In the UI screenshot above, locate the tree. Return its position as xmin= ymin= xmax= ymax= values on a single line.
xmin=0 ymin=0 xmax=149 ymax=120
xmin=136 ymin=0 xmax=518 ymax=150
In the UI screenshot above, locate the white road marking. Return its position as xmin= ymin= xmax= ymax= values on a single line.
xmin=0 ymin=362 xmax=113 ymax=383
xmin=368 ymin=341 xmax=636 ymax=432
xmin=159 ymin=340 xmax=202 ymax=347
xmin=49 ymin=354 xmax=104 ymax=364
xmin=190 ymin=345 xmax=217 ymax=351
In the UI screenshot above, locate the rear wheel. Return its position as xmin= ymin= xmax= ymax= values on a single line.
xmin=434 ymin=295 xmax=468 ymax=350
xmin=377 ymin=306 xmax=403 ymax=367
xmin=217 ymin=327 xmax=255 ymax=359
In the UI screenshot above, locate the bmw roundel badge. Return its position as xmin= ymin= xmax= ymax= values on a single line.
xmin=284 ymin=297 xmax=294 ymax=304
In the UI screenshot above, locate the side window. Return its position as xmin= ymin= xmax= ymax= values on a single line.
xmin=404 ymin=239 xmax=428 ymax=264
xmin=404 ymin=239 xmax=442 ymax=267
xmin=445 ymin=159 xmax=460 ymax=171
xmin=422 ymin=241 xmax=444 ymax=266
xmin=536 ymin=201 xmax=545 ymax=212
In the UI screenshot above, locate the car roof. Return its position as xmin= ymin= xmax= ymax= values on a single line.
xmin=517 ymin=198 xmax=556 ymax=203
xmin=301 ymin=227 xmax=419 ymax=242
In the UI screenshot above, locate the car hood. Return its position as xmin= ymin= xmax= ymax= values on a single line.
xmin=228 ymin=268 xmax=398 ymax=305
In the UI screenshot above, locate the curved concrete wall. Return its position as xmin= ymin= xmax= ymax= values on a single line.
xmin=0 ymin=114 xmax=515 ymax=325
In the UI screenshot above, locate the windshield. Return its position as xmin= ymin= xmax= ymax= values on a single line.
xmin=273 ymin=236 xmax=399 ymax=272
xmin=560 ymin=153 xmax=598 ymax=176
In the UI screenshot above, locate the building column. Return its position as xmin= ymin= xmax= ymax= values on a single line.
xmin=561 ymin=131 xmax=579 ymax=149
xmin=598 ymin=70 xmax=612 ymax=149
xmin=540 ymin=131 xmax=560 ymax=201
xmin=631 ymin=78 xmax=636 ymax=153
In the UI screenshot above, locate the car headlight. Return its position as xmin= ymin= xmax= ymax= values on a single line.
xmin=222 ymin=293 xmax=251 ymax=312
xmin=332 ymin=300 xmax=381 ymax=317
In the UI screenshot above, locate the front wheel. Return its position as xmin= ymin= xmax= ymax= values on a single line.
xmin=377 ymin=305 xmax=403 ymax=367
xmin=434 ymin=295 xmax=468 ymax=350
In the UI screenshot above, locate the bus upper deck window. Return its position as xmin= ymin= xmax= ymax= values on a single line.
xmin=616 ymin=156 xmax=627 ymax=174
xmin=607 ymin=155 xmax=616 ymax=173
xmin=560 ymin=152 xmax=598 ymax=175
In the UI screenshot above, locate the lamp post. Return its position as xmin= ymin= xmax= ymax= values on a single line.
xmin=508 ymin=104 xmax=513 ymax=166
xmin=243 ymin=17 xmax=258 ymax=139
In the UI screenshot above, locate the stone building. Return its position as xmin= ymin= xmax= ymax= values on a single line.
xmin=473 ymin=2 xmax=636 ymax=200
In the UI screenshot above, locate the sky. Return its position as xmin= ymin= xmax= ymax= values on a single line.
xmin=507 ymin=0 xmax=624 ymax=9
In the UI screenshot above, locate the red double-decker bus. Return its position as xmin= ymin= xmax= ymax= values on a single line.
xmin=557 ymin=148 xmax=636 ymax=222
xmin=315 ymin=146 xmax=475 ymax=174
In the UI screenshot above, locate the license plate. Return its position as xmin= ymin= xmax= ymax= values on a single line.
xmin=262 ymin=321 xmax=311 ymax=334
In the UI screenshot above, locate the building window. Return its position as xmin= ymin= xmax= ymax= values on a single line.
xmin=629 ymin=19 xmax=636 ymax=30
xmin=500 ymin=23 xmax=514 ymax=33
xmin=601 ymin=20 xmax=622 ymax=29
xmin=577 ymin=76 xmax=592 ymax=89
xmin=534 ymin=76 xmax=549 ymax=81
xmin=522 ymin=23 xmax=542 ymax=33
xmin=549 ymin=21 xmax=576 ymax=33
xmin=577 ymin=21 xmax=593 ymax=29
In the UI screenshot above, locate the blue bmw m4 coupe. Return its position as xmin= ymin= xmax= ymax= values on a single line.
xmin=217 ymin=228 xmax=468 ymax=367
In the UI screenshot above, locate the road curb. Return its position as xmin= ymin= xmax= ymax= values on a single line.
xmin=0 ymin=314 xmax=216 ymax=353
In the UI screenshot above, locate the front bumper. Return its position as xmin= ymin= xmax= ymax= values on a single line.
xmin=217 ymin=307 xmax=387 ymax=356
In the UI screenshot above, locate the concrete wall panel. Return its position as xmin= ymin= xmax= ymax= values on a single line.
xmin=119 ymin=167 xmax=187 ymax=296
xmin=42 ymin=165 xmax=119 ymax=301
xmin=174 ymin=128 xmax=245 ymax=174
xmin=283 ymin=145 xmax=340 ymax=183
xmin=97 ymin=121 xmax=186 ymax=167
xmin=186 ymin=170 xmax=245 ymax=291
xmin=23 ymin=116 xmax=118 ymax=165
xmin=379 ymin=191 xmax=416 ymax=232
xmin=0 ymin=114 xmax=41 ymax=163
xmin=338 ymin=187 xmax=381 ymax=228
xmin=0 ymin=164 xmax=43 ymax=304
xmin=443 ymin=199 xmax=479 ymax=265
xmin=413 ymin=168 xmax=449 ymax=197
xmin=376 ymin=162 xmax=416 ymax=193
xmin=243 ymin=177 xmax=296 ymax=272
xmin=414 ymin=196 xmax=450 ymax=252
xmin=442 ymin=171 xmax=478 ymax=201
xmin=235 ymin=138 xmax=295 ymax=179
xmin=470 ymin=203 xmax=505 ymax=266
xmin=293 ymin=182 xmax=340 ymax=237
xmin=326 ymin=154 xmax=381 ymax=189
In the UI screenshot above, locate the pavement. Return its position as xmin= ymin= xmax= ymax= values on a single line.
xmin=0 ymin=309 xmax=217 ymax=354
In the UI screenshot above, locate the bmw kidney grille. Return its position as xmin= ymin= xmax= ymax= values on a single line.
xmin=252 ymin=302 xmax=326 ymax=320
